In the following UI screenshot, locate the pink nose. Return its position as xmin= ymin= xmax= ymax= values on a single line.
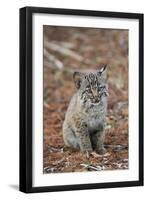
xmin=92 ymin=89 xmax=99 ymax=98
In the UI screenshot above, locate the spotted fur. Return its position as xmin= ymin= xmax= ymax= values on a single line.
xmin=63 ymin=65 xmax=108 ymax=154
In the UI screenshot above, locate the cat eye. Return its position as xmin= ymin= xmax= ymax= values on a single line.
xmin=98 ymin=85 xmax=105 ymax=90
xmin=86 ymin=86 xmax=91 ymax=91
xmin=86 ymin=87 xmax=92 ymax=94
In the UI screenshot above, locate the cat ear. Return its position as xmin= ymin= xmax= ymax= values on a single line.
xmin=73 ymin=72 xmax=84 ymax=89
xmin=98 ymin=64 xmax=107 ymax=75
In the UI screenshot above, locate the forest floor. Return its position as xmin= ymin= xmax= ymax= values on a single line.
xmin=43 ymin=26 xmax=128 ymax=173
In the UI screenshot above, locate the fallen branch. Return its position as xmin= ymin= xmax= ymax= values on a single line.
xmin=44 ymin=40 xmax=83 ymax=61
xmin=80 ymin=164 xmax=102 ymax=171
xmin=44 ymin=38 xmax=92 ymax=64
xmin=44 ymin=48 xmax=63 ymax=69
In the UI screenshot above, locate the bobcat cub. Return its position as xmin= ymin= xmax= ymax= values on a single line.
xmin=63 ymin=65 xmax=108 ymax=154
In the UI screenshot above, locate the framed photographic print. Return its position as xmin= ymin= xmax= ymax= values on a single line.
xmin=19 ymin=6 xmax=144 ymax=193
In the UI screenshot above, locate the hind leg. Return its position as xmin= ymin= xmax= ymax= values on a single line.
xmin=63 ymin=123 xmax=80 ymax=149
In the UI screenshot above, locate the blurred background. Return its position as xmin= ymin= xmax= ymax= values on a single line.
xmin=43 ymin=26 xmax=128 ymax=173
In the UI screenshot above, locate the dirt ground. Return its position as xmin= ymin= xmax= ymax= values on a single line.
xmin=43 ymin=26 xmax=128 ymax=173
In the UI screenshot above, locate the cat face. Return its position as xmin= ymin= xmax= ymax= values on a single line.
xmin=73 ymin=65 xmax=108 ymax=103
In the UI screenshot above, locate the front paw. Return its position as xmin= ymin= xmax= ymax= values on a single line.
xmin=81 ymin=146 xmax=93 ymax=153
xmin=96 ymin=147 xmax=106 ymax=155
xmin=83 ymin=150 xmax=93 ymax=159
xmin=81 ymin=148 xmax=93 ymax=159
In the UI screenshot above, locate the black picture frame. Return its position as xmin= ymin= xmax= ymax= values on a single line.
xmin=19 ymin=6 xmax=144 ymax=193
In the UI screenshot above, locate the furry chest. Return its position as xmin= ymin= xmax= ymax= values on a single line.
xmin=85 ymin=114 xmax=104 ymax=132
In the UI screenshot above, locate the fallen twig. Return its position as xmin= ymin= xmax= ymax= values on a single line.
xmin=48 ymin=146 xmax=64 ymax=153
xmin=104 ymin=144 xmax=128 ymax=151
xmin=44 ymin=166 xmax=57 ymax=173
xmin=52 ymin=41 xmax=75 ymax=49
xmin=91 ymin=152 xmax=110 ymax=158
xmin=53 ymin=157 xmax=65 ymax=165
xmin=43 ymin=101 xmax=50 ymax=109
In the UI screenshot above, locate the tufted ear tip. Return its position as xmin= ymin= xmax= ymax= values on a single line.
xmin=98 ymin=64 xmax=108 ymax=75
